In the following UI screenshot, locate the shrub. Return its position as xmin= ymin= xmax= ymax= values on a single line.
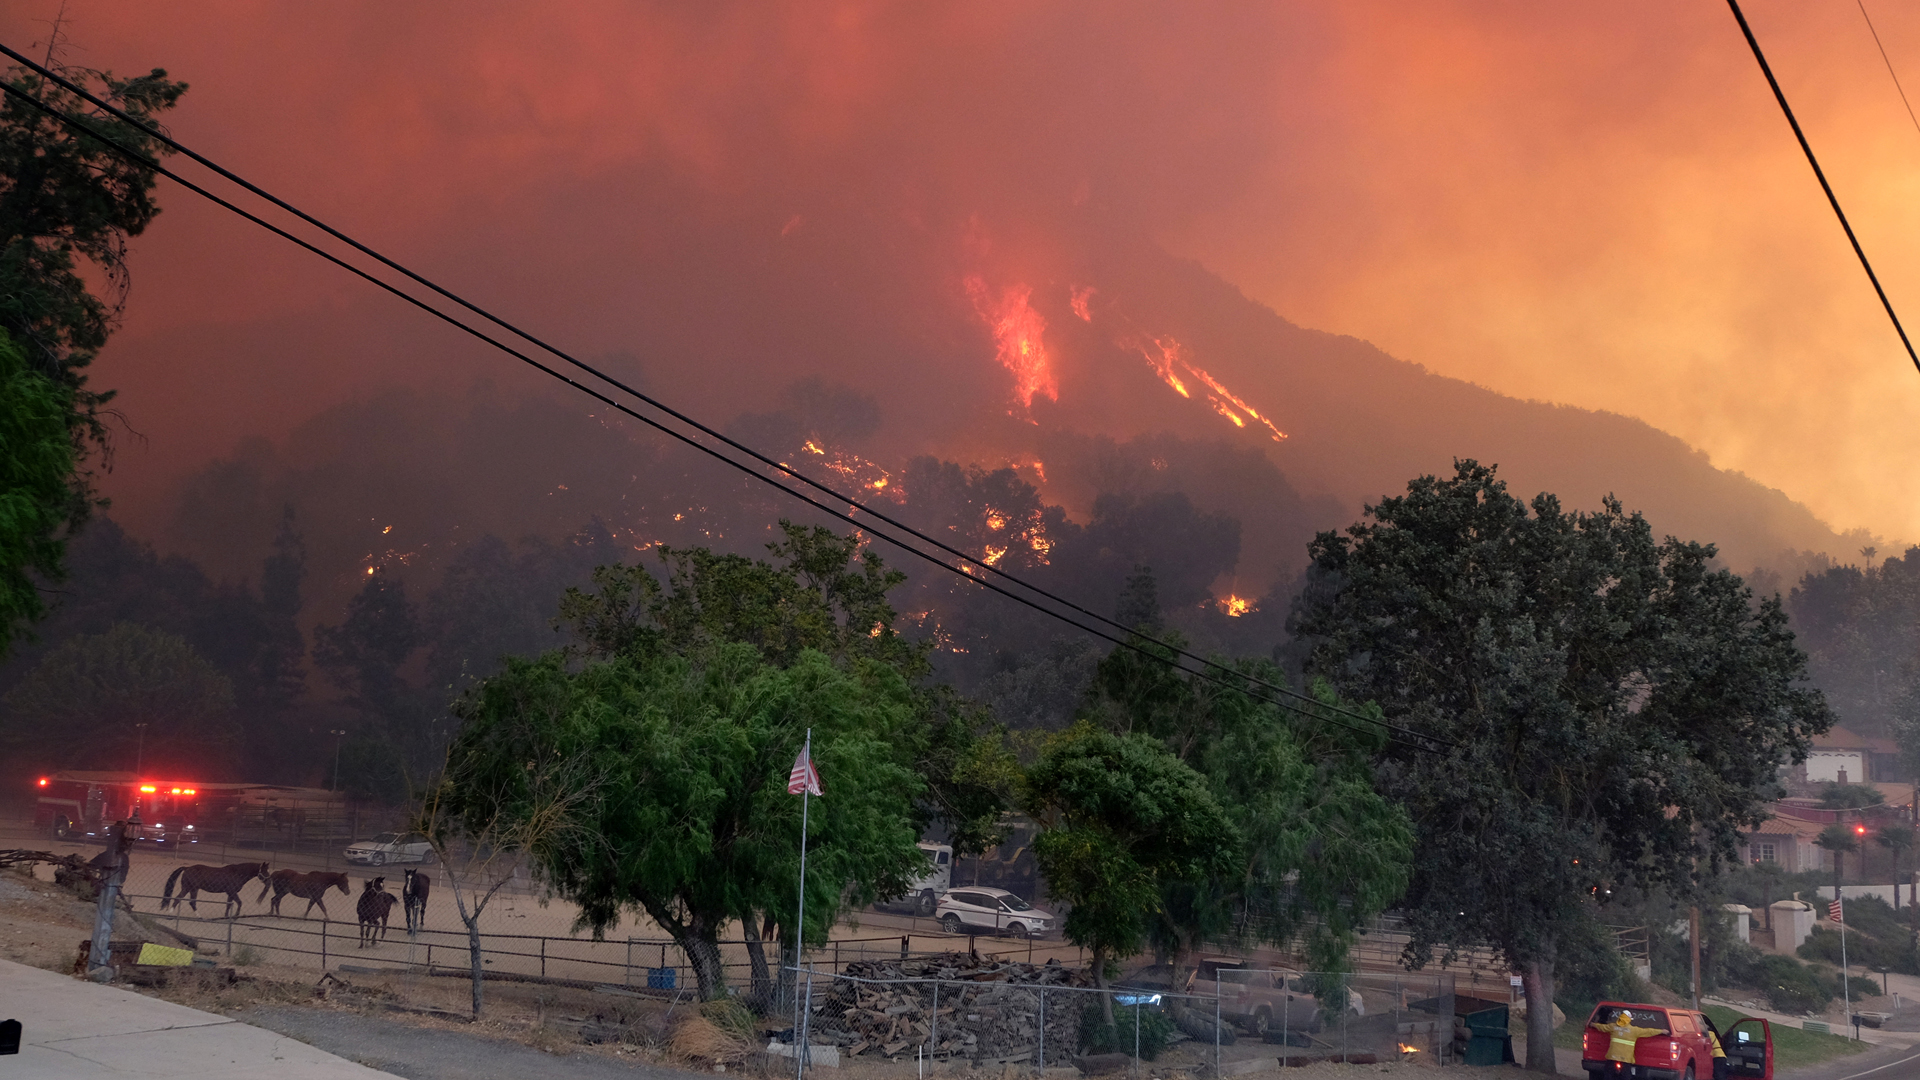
xmin=1080 ymin=1000 xmax=1174 ymax=1060
xmin=1724 ymin=947 xmax=1834 ymax=1014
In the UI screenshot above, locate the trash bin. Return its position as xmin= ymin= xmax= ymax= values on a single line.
xmin=1461 ymin=1005 xmax=1515 ymax=1066
xmin=646 ymin=966 xmax=676 ymax=990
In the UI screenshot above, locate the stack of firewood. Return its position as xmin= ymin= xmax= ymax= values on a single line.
xmin=808 ymin=953 xmax=1090 ymax=1062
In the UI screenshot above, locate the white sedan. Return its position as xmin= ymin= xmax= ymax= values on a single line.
xmin=936 ymin=887 xmax=1052 ymax=938
xmin=344 ymin=832 xmax=435 ymax=866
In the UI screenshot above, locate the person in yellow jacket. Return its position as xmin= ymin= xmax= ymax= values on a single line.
xmin=1593 ymin=1010 xmax=1666 ymax=1065
xmin=1706 ymin=1027 xmax=1728 ymax=1080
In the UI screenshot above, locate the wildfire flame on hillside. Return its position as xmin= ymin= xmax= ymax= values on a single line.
xmin=1134 ymin=336 xmax=1285 ymax=442
xmin=965 ymin=275 xmax=1059 ymax=411
xmin=1217 ymin=594 xmax=1255 ymax=617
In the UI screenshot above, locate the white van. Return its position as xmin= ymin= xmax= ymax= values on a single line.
xmin=875 ymin=842 xmax=953 ymax=916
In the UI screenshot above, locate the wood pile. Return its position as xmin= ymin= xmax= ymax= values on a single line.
xmin=808 ymin=953 xmax=1090 ymax=1062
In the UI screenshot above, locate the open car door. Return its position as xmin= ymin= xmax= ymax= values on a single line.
xmin=1725 ymin=1018 xmax=1772 ymax=1080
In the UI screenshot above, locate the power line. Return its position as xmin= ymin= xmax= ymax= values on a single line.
xmin=0 ymin=61 xmax=1449 ymax=753
xmin=0 ymin=42 xmax=1435 ymax=749
xmin=1724 ymin=0 xmax=1920 ymax=377
xmin=1857 ymin=1 xmax=1920 ymax=141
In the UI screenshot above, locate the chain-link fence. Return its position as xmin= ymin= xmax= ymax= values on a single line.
xmin=116 ymin=889 xmax=1081 ymax=999
xmin=773 ymin=965 xmax=1459 ymax=1072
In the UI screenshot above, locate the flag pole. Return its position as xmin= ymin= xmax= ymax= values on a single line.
xmin=796 ymin=727 xmax=813 ymax=1080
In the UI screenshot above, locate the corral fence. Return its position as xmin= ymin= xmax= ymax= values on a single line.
xmin=117 ymin=890 xmax=1073 ymax=995
xmin=777 ymin=967 xmax=1459 ymax=1072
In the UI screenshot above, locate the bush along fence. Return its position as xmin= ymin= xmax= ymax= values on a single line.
xmin=775 ymin=960 xmax=1460 ymax=1072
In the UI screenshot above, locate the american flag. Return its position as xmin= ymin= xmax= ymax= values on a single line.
xmin=1830 ymin=899 xmax=1844 ymax=923
xmin=787 ymin=745 xmax=823 ymax=796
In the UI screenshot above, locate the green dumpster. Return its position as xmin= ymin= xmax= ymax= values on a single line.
xmin=1462 ymin=1005 xmax=1515 ymax=1066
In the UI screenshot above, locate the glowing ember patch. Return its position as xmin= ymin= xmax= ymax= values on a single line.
xmin=965 ymin=275 xmax=1058 ymax=410
xmin=1030 ymin=535 xmax=1053 ymax=557
xmin=365 ymin=567 xmax=375 ymax=576
xmin=803 ymin=440 xmax=826 ymax=455
xmin=983 ymin=546 xmax=1008 ymax=567
xmin=1070 ymin=285 xmax=1096 ymax=322
xmin=1217 ymin=595 xmax=1256 ymax=617
xmin=871 ymin=478 xmax=888 ymax=489
xmin=1211 ymin=400 xmax=1247 ymax=427
xmin=381 ymin=525 xmax=392 ymax=534
xmin=986 ymin=513 xmax=1007 ymax=531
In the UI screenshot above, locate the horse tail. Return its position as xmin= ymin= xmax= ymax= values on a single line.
xmin=162 ymin=865 xmax=187 ymax=909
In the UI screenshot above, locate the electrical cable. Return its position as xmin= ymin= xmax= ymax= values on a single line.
xmin=1725 ymin=0 xmax=1920 ymax=377
xmin=1857 ymin=1 xmax=1920 ymax=141
xmin=0 ymin=56 xmax=1450 ymax=753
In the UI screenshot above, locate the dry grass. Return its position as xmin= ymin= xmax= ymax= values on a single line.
xmin=670 ymin=1010 xmax=756 ymax=1065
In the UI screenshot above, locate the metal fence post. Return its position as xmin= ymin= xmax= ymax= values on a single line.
xmin=1037 ymin=987 xmax=1045 ymax=1073
xmin=541 ymin=938 xmax=547 ymax=978
xmin=1133 ymin=993 xmax=1141 ymax=1073
xmin=320 ymin=919 xmax=328 ymax=971
xmin=1214 ymin=978 xmax=1221 ymax=1079
xmin=226 ymin=916 xmax=233 ymax=957
xmin=932 ymin=981 xmax=939 ymax=1059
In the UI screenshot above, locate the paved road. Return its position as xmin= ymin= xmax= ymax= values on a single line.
xmin=0 ymin=956 xmax=396 ymax=1078
xmin=235 ymin=1006 xmax=700 ymax=1080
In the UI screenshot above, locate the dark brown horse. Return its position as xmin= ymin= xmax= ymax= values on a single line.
xmin=258 ymin=869 xmax=350 ymax=918
xmin=162 ymin=861 xmax=271 ymax=917
xmin=357 ymin=877 xmax=397 ymax=947
xmin=402 ymin=868 xmax=431 ymax=934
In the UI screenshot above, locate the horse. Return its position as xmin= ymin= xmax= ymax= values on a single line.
xmin=357 ymin=877 xmax=398 ymax=947
xmin=162 ymin=861 xmax=271 ymax=917
xmin=402 ymin=868 xmax=431 ymax=934
xmin=259 ymin=869 xmax=350 ymax=918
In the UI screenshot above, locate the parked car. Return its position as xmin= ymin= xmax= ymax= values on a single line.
xmin=936 ymin=887 xmax=1052 ymax=938
xmin=344 ymin=832 xmax=435 ymax=866
xmin=1581 ymin=1002 xmax=1772 ymax=1080
xmin=1190 ymin=958 xmax=1361 ymax=1036
xmin=874 ymin=842 xmax=954 ymax=916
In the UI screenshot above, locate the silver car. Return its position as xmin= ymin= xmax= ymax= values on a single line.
xmin=344 ymin=832 xmax=435 ymax=866
xmin=936 ymin=887 xmax=1052 ymax=938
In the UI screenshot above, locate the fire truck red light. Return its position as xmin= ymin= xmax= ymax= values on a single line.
xmin=37 ymin=778 xmax=47 ymax=786
xmin=139 ymin=784 xmax=157 ymax=793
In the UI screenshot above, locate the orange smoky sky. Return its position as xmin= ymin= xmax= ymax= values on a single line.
xmin=5 ymin=1 xmax=1919 ymax=545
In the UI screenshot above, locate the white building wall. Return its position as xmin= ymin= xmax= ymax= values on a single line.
xmin=1806 ymin=750 xmax=1866 ymax=783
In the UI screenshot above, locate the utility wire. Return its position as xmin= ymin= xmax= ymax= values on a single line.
xmin=1725 ymin=0 xmax=1920 ymax=377
xmin=0 ymin=42 xmax=1437 ymax=750
xmin=1858 ymin=1 xmax=1920 ymax=140
xmin=0 ymin=66 xmax=1449 ymax=753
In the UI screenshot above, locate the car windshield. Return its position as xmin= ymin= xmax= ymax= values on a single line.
xmin=1001 ymin=895 xmax=1032 ymax=911
xmin=372 ymin=833 xmax=401 ymax=844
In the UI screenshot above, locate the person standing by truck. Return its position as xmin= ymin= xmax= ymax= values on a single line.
xmin=1593 ymin=1009 xmax=1665 ymax=1065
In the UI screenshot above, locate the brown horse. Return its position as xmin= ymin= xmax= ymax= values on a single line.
xmin=357 ymin=877 xmax=398 ymax=947
xmin=402 ymin=868 xmax=431 ymax=934
xmin=258 ymin=869 xmax=350 ymax=918
xmin=162 ymin=861 xmax=271 ymax=917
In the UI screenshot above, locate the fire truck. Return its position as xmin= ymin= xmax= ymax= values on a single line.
xmin=32 ymin=772 xmax=350 ymax=850
xmin=33 ymin=771 xmax=211 ymax=847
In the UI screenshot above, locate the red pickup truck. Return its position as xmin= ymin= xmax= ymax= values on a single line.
xmin=1581 ymin=1003 xmax=1773 ymax=1080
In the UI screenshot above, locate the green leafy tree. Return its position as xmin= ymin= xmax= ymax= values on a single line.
xmin=0 ymin=329 xmax=74 ymax=653
xmin=1022 ymin=722 xmax=1239 ymax=1021
xmin=0 ymin=59 xmax=188 ymax=649
xmin=1291 ymin=461 xmax=1829 ymax=1073
xmin=1 ymin=621 xmax=237 ymax=774
xmin=1079 ymin=578 xmax=1412 ymax=981
xmin=439 ymin=524 xmax=1007 ymax=1006
xmin=445 ymin=645 xmax=926 ymax=1002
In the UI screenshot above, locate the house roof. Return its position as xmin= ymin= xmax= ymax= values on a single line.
xmin=1811 ymin=726 xmax=1871 ymax=749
